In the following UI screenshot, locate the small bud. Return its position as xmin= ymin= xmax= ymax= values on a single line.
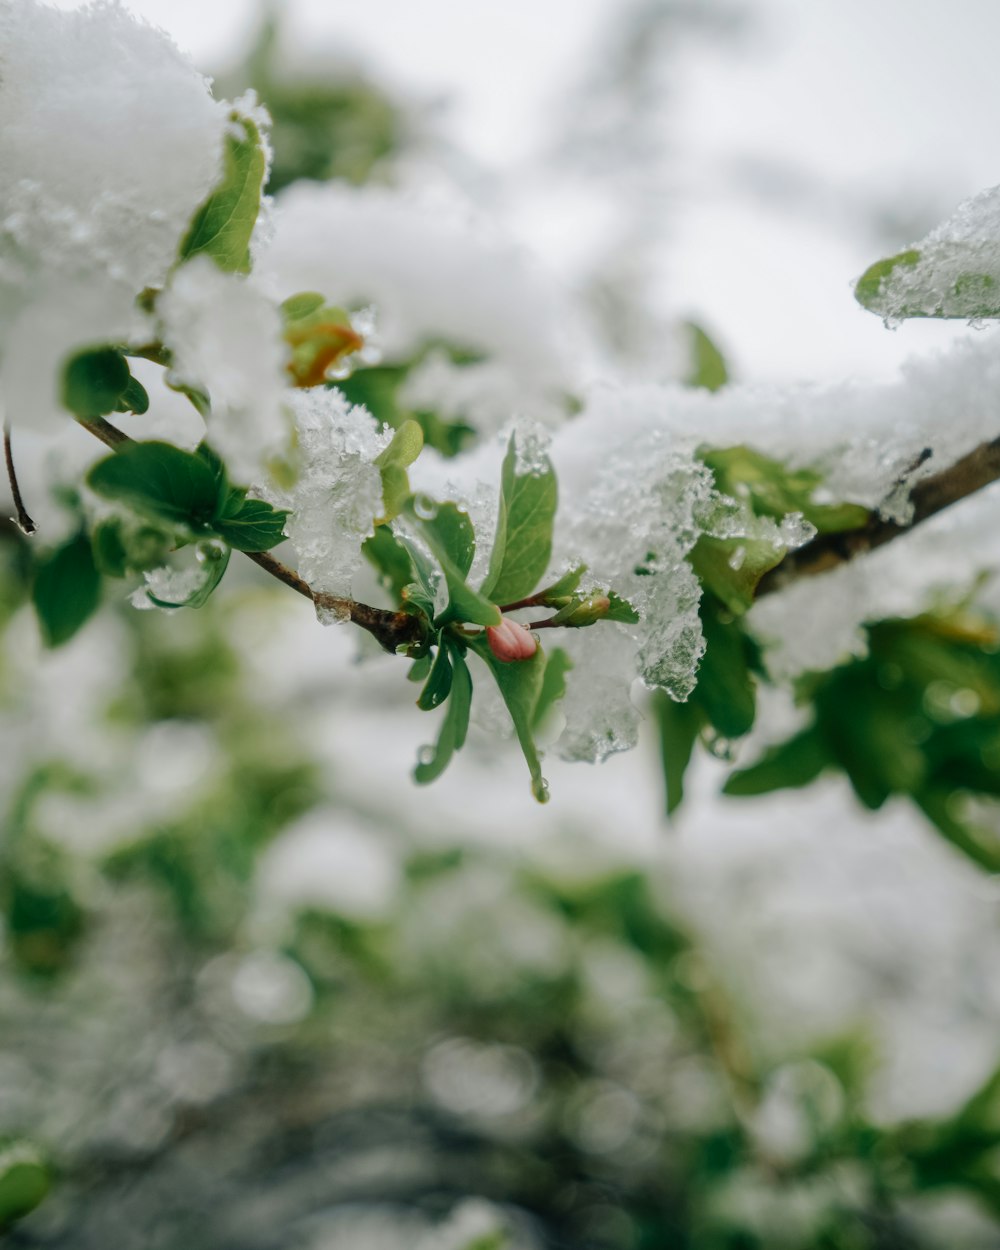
xmin=552 ymin=594 xmax=611 ymax=627
xmin=486 ymin=617 xmax=538 ymax=662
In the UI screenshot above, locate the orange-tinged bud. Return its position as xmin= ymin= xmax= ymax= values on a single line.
xmin=486 ymin=618 xmax=538 ymax=662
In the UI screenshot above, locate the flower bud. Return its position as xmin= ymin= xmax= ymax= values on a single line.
xmin=486 ymin=617 xmax=538 ymax=662
xmin=552 ymin=594 xmax=611 ymax=627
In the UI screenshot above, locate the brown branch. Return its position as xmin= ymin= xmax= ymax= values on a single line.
xmin=3 ymin=422 xmax=35 ymax=534
xmin=78 ymin=419 xmax=426 ymax=655
xmin=78 ymin=416 xmax=130 ymax=450
xmin=756 ymin=434 xmax=1000 ymax=598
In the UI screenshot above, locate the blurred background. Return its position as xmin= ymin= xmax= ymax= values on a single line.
xmin=4 ymin=1 xmax=1000 ymax=1246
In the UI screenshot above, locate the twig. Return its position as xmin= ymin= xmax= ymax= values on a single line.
xmin=78 ymin=419 xmax=426 ymax=655
xmin=756 ymin=434 xmax=1000 ymax=597
xmin=4 ymin=422 xmax=36 ymax=535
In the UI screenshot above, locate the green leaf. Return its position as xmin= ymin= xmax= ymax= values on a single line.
xmin=481 ymin=434 xmax=558 ymax=606
xmin=0 ymin=1140 xmax=50 ymax=1229
xmin=549 ymin=588 xmax=639 ymax=627
xmin=684 ymin=321 xmax=729 ymax=392
xmin=90 ymin=515 xmax=174 ymax=578
xmin=332 ymin=361 xmax=474 ymax=457
xmin=375 ymin=420 xmax=423 ymax=522
xmin=655 ymin=692 xmax=704 ymax=818
xmin=416 ymin=502 xmax=500 ymax=627
xmin=414 ymin=642 xmax=472 ymax=784
xmin=694 ymin=593 xmax=758 ymax=739
xmin=145 ymin=542 xmax=231 ymax=610
xmin=62 ymin=348 xmax=130 ymax=418
xmin=533 ymin=646 xmax=572 ymax=732
xmin=407 ymin=654 xmax=432 ymax=684
xmin=395 ymin=533 xmax=439 ymax=621
xmin=114 ymin=375 xmax=150 ymax=416
xmin=689 ymin=534 xmax=785 ymax=616
xmin=417 ymin=639 xmax=454 ymax=710
xmin=32 ymin=532 xmax=101 ymax=647
xmin=213 ymin=495 xmax=289 ymax=551
xmin=280 ymin=291 xmax=325 ymax=321
xmin=854 ymin=248 xmax=922 ymax=314
xmin=364 ymin=525 xmax=417 ymax=603
xmin=723 ymin=726 xmax=828 ymax=797
xmin=474 ymin=637 xmax=550 ymax=801
xmin=537 ymin=565 xmax=586 ymax=601
xmin=282 ymin=296 xmax=363 ymax=387
xmin=178 ymin=110 xmax=267 ymax=273
xmin=87 ymin=441 xmax=221 ymax=528
xmin=700 ymin=445 xmax=869 ymax=535
xmin=914 ymin=789 xmax=1000 ymax=874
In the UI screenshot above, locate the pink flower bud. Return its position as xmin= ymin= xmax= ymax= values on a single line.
xmin=486 ymin=617 xmax=538 ymax=662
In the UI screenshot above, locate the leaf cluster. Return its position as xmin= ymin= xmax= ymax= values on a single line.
xmin=365 ymin=434 xmax=633 ymax=799
xmin=726 ymin=611 xmax=1000 ymax=872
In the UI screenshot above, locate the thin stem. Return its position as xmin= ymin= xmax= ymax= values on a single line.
xmin=756 ymin=434 xmax=1000 ymax=597
xmin=78 ymin=418 xmax=426 ymax=655
xmin=77 ymin=416 xmax=130 ymax=450
xmin=498 ymin=594 xmax=544 ymax=613
xmin=4 ymin=422 xmax=35 ymax=535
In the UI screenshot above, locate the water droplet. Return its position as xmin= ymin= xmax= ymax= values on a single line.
xmin=196 ymin=539 xmax=228 ymax=565
xmin=417 ymin=745 xmax=436 ymax=767
xmin=413 ymin=493 xmax=439 ymax=521
xmin=704 ymin=732 xmax=734 ymax=761
xmin=531 ymin=776 xmax=550 ymax=803
xmin=727 ymin=544 xmax=746 ymax=571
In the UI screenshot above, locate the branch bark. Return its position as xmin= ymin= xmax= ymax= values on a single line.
xmin=756 ymin=434 xmax=1000 ymax=598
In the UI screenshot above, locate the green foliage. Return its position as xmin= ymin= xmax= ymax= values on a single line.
xmin=0 ymin=1139 xmax=50 ymax=1229
xmin=91 ymin=515 xmax=175 ymax=578
xmin=724 ymin=611 xmax=1000 ymax=871
xmin=374 ymin=419 xmax=424 ymax=523
xmin=31 ymin=531 xmax=101 ymax=647
xmin=413 ymin=639 xmax=472 ymax=784
xmin=363 ymin=524 xmax=418 ymax=602
xmin=533 ymin=645 xmax=572 ymax=732
xmin=414 ymin=500 xmax=500 ymax=628
xmin=178 ymin=110 xmax=267 ymax=273
xmin=481 ymin=434 xmax=558 ymax=606
xmin=88 ymin=441 xmax=223 ymax=528
xmin=684 ymin=320 xmax=729 ymax=392
xmin=854 ymin=248 xmax=922 ymax=313
xmin=146 ymin=542 xmax=231 ymax=610
xmin=416 ymin=638 xmax=453 ymax=711
xmin=88 ymin=441 xmax=289 ymax=554
xmin=655 ymin=693 xmax=702 ymax=816
xmin=655 ymin=592 xmax=762 ymax=816
xmin=281 ymin=291 xmax=364 ymax=387
xmin=692 ymin=445 xmax=868 ymax=614
xmin=856 ymin=244 xmax=1000 ymax=320
xmin=333 ymin=358 xmax=476 ymax=458
xmin=212 ymin=491 xmax=289 ymax=551
xmin=62 ymin=348 xmax=131 ymax=418
xmin=472 ymin=636 xmax=551 ymax=802
xmin=223 ymin=14 xmax=403 ymax=193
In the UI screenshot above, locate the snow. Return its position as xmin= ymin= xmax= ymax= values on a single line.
xmin=158 ymin=258 xmax=290 ymax=482
xmin=859 ymin=183 xmax=1000 ymax=322
xmin=260 ymin=181 xmax=581 ymax=435
xmin=266 ymin=388 xmax=390 ymax=607
xmin=0 ymin=0 xmax=228 ymax=428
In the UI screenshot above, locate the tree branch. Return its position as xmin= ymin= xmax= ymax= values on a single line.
xmin=756 ymin=434 xmax=1000 ymax=597
xmin=78 ymin=419 xmax=426 ymax=655
xmin=4 ymin=422 xmax=36 ymax=534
